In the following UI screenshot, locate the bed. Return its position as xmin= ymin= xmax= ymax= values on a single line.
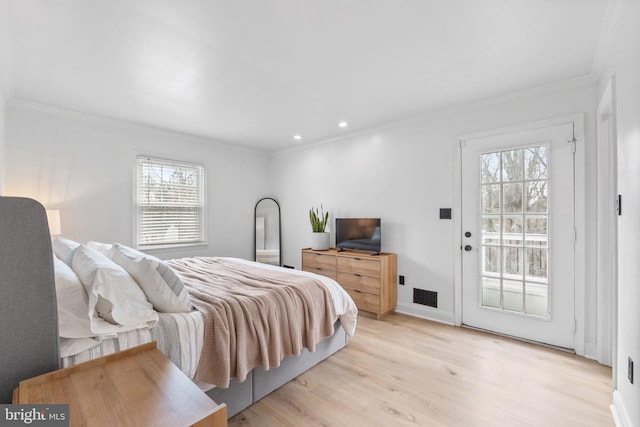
xmin=50 ymin=238 xmax=358 ymax=417
xmin=0 ymin=197 xmax=357 ymax=415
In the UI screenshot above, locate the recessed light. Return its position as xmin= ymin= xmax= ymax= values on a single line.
xmin=338 ymin=121 xmax=348 ymax=128
xmin=293 ymin=135 xmax=302 ymax=140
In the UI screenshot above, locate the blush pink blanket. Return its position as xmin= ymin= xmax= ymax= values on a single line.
xmin=166 ymin=257 xmax=338 ymax=388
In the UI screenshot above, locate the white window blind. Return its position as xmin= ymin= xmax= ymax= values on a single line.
xmin=136 ymin=156 xmax=206 ymax=248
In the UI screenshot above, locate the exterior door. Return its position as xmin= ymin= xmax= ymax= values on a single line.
xmin=461 ymin=123 xmax=575 ymax=349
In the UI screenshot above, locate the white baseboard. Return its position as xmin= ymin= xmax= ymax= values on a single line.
xmin=584 ymin=342 xmax=598 ymax=361
xmin=611 ymin=390 xmax=632 ymax=427
xmin=395 ymin=302 xmax=455 ymax=325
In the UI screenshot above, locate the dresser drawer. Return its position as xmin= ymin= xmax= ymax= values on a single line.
xmin=337 ymin=257 xmax=380 ymax=276
xmin=345 ymin=289 xmax=381 ymax=313
xmin=302 ymin=248 xmax=396 ymax=320
xmin=303 ymin=252 xmax=337 ymax=270
xmin=303 ymin=265 xmax=337 ymax=280
xmin=337 ymin=272 xmax=381 ymax=295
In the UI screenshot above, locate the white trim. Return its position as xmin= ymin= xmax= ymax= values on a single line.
xmin=273 ymin=75 xmax=598 ymax=156
xmin=454 ymin=114 xmax=587 ymax=355
xmin=596 ymin=76 xmax=617 ymax=367
xmin=453 ymin=140 xmax=463 ymax=325
xmin=573 ymin=113 xmax=586 ymax=357
xmin=584 ymin=342 xmax=598 ymax=361
xmin=611 ymin=389 xmax=631 ymax=427
xmin=7 ymin=98 xmax=269 ymax=157
xmin=395 ymin=302 xmax=455 ymax=326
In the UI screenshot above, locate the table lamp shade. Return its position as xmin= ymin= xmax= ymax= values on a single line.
xmin=46 ymin=210 xmax=62 ymax=236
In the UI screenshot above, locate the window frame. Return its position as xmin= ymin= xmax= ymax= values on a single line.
xmin=135 ymin=155 xmax=207 ymax=250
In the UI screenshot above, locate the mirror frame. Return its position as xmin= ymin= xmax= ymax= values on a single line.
xmin=254 ymin=197 xmax=282 ymax=266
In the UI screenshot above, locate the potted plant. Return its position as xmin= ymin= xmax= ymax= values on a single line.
xmin=309 ymin=205 xmax=330 ymax=250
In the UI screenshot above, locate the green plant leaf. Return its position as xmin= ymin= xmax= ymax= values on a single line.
xmin=309 ymin=204 xmax=328 ymax=232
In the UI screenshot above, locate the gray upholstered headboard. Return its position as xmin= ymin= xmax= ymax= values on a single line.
xmin=0 ymin=197 xmax=60 ymax=403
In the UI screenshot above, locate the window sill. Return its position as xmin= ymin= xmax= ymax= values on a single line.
xmin=137 ymin=242 xmax=208 ymax=254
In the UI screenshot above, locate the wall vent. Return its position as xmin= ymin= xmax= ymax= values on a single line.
xmin=413 ymin=288 xmax=438 ymax=308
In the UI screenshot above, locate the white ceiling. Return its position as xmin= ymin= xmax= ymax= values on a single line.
xmin=7 ymin=0 xmax=608 ymax=152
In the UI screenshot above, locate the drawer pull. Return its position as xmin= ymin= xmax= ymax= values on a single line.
xmin=354 ymin=273 xmax=361 ymax=277
xmin=353 ymin=289 xmax=362 ymax=293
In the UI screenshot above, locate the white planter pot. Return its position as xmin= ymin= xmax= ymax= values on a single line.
xmin=311 ymin=232 xmax=330 ymax=250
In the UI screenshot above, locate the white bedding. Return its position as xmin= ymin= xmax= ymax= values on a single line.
xmin=228 ymin=257 xmax=358 ymax=337
xmin=56 ymin=252 xmax=357 ymax=382
xmin=60 ymin=311 xmax=204 ymax=378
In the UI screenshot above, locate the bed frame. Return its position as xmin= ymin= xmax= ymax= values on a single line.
xmin=0 ymin=197 xmax=60 ymax=403
xmin=206 ymin=321 xmax=347 ymax=417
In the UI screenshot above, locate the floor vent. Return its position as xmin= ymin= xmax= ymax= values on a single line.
xmin=413 ymin=288 xmax=438 ymax=308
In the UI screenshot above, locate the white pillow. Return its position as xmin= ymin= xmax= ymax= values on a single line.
xmin=87 ymin=241 xmax=113 ymax=256
xmin=53 ymin=256 xmax=94 ymax=338
xmin=53 ymin=237 xmax=80 ymax=267
xmin=71 ymin=245 xmax=158 ymax=330
xmin=109 ymin=243 xmax=193 ymax=313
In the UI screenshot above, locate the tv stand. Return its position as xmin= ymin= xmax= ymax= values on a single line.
xmin=301 ymin=248 xmax=397 ymax=319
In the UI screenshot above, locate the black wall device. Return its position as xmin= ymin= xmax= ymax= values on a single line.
xmin=440 ymin=208 xmax=452 ymax=220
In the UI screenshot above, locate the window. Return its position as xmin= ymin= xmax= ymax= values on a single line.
xmin=136 ymin=156 xmax=206 ymax=248
xmin=480 ymin=145 xmax=549 ymax=318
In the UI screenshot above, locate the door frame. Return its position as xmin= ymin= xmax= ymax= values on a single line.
xmin=596 ymin=77 xmax=617 ymax=370
xmin=453 ymin=114 xmax=586 ymax=356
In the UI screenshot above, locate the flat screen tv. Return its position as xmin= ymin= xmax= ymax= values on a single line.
xmin=335 ymin=218 xmax=381 ymax=254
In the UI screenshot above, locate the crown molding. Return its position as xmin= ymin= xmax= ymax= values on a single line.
xmin=273 ymin=74 xmax=598 ymax=156
xmin=7 ymin=98 xmax=269 ymax=157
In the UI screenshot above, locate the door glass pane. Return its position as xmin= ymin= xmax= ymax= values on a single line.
xmin=482 ymin=216 xmax=501 ymax=245
xmin=481 ymin=152 xmax=501 ymax=183
xmin=503 ymin=280 xmax=523 ymax=312
xmin=526 ymin=181 xmax=548 ymax=213
xmin=501 ymin=149 xmax=523 ymax=181
xmin=478 ymin=144 xmax=549 ymax=318
xmin=525 ymin=146 xmax=548 ymax=179
xmin=502 ymin=183 xmax=523 ymax=213
xmin=526 ymin=248 xmax=548 ymax=281
xmin=503 ymin=216 xmax=523 ymax=246
xmin=482 ymin=184 xmax=500 ymax=213
xmin=525 ymin=216 xmax=548 ymax=247
xmin=482 ymin=277 xmax=501 ymax=308
xmin=482 ymin=246 xmax=501 ymax=275
xmin=503 ymin=247 xmax=523 ymax=278
xmin=525 ymin=283 xmax=548 ymax=316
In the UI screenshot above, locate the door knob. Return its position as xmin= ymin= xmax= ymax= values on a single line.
xmin=465 ymin=231 xmax=472 ymax=238
xmin=464 ymin=245 xmax=472 ymax=251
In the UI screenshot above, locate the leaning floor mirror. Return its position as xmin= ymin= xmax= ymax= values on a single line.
xmin=254 ymin=197 xmax=281 ymax=266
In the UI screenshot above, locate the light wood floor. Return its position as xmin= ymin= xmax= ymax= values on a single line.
xmin=229 ymin=313 xmax=614 ymax=426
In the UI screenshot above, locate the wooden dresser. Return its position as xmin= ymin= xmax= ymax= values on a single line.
xmin=13 ymin=342 xmax=227 ymax=427
xmin=302 ymin=248 xmax=397 ymax=319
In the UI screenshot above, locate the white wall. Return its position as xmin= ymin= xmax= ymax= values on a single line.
xmin=0 ymin=85 xmax=5 ymax=196
xmin=0 ymin=0 xmax=10 ymax=195
xmin=271 ymin=82 xmax=598 ymax=338
xmin=5 ymin=103 xmax=271 ymax=261
xmin=594 ymin=0 xmax=640 ymax=425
